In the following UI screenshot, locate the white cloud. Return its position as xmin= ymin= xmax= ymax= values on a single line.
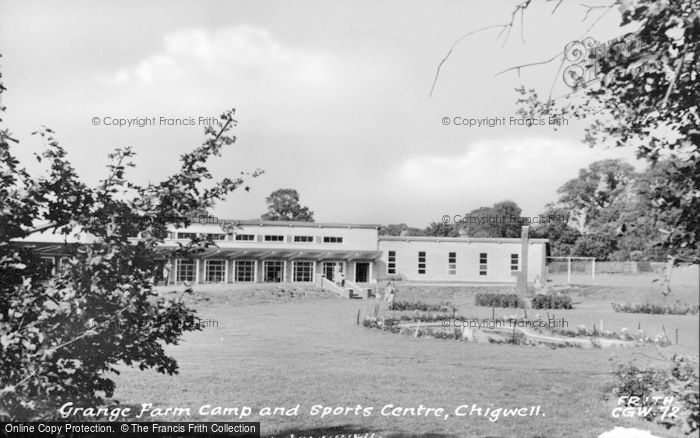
xmin=100 ymin=26 xmax=359 ymax=102
xmin=384 ymin=137 xmax=643 ymax=218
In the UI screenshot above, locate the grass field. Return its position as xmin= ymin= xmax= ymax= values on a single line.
xmin=109 ymin=277 xmax=699 ymax=438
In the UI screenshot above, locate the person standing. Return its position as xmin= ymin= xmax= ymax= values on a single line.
xmin=332 ymin=263 xmax=341 ymax=285
xmin=386 ymin=288 xmax=396 ymax=306
xmin=162 ymin=260 xmax=172 ymax=286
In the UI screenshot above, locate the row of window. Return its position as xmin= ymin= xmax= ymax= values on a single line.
xmin=174 ymin=232 xmax=343 ymax=244
xmin=386 ymin=251 xmax=520 ymax=276
xmin=175 ymin=259 xmax=316 ymax=283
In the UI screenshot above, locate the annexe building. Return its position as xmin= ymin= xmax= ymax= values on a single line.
xmin=16 ymin=219 xmax=548 ymax=287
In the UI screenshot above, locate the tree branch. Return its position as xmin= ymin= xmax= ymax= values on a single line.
xmin=494 ymin=51 xmax=563 ymax=77
xmin=429 ymin=0 xmax=533 ymax=97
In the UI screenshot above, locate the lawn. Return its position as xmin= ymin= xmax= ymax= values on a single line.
xmin=108 ymin=280 xmax=699 ymax=438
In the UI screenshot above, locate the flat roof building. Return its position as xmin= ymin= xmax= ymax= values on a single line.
xmin=14 ymin=219 xmax=548 ymax=295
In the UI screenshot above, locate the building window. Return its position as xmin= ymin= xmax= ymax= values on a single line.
xmin=205 ymin=260 xmax=225 ymax=282
xmin=235 ymin=234 xmax=255 ymax=241
xmin=448 ymin=252 xmax=457 ymax=275
xmin=323 ymin=236 xmax=343 ymax=243
xmin=510 ymin=253 xmax=519 ymax=271
xmin=418 ymin=251 xmax=426 ymax=274
xmin=263 ymin=260 xmax=284 ymax=282
xmin=206 ymin=233 xmax=227 ymax=241
xmin=294 ymin=235 xmax=314 ymax=243
xmin=264 ymin=235 xmax=284 ymax=242
xmin=176 ymin=259 xmax=196 ymax=282
xmin=387 ymin=251 xmax=396 ymax=275
xmin=235 ymin=260 xmax=255 ymax=282
xmin=479 ymin=253 xmax=488 ymax=276
xmin=177 ymin=232 xmax=198 ymax=239
xmin=293 ymin=261 xmax=314 ymax=282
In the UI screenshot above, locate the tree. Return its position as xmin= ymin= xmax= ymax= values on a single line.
xmin=513 ymin=0 xmax=698 ymax=262
xmin=459 ymin=200 xmax=524 ymax=238
xmin=432 ymin=0 xmax=699 ymax=262
xmin=260 ymin=188 xmax=314 ymax=222
xmin=555 ymin=159 xmax=636 ymax=234
xmin=378 ymin=223 xmax=426 ymax=236
xmin=0 ymin=58 xmax=260 ymax=419
xmin=530 ymin=205 xmax=581 ymax=257
xmin=424 ymin=221 xmax=460 ymax=237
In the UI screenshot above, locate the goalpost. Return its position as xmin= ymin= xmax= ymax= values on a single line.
xmin=547 ymin=256 xmax=596 ymax=284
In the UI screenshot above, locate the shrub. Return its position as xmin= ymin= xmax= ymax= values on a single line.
xmin=474 ymin=293 xmax=524 ymax=308
xmin=388 ymin=300 xmax=454 ymax=312
xmin=610 ymin=302 xmax=699 ymax=315
xmin=609 ymin=355 xmax=699 ymax=434
xmin=531 ymin=294 xmax=573 ymax=309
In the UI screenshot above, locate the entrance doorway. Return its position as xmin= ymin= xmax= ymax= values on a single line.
xmin=263 ymin=260 xmax=284 ymax=282
xmin=322 ymin=261 xmax=344 ymax=282
xmin=354 ymin=262 xmax=370 ymax=283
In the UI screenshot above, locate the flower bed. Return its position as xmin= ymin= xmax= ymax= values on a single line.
xmin=610 ymin=302 xmax=699 ymax=315
xmin=363 ymin=315 xmax=671 ymax=348
xmin=388 ymin=300 xmax=455 ymax=312
xmin=547 ymin=325 xmax=671 ymax=346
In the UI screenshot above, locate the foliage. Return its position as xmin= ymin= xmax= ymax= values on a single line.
xmin=474 ymin=293 xmax=524 ymax=309
xmin=517 ymin=0 xmax=699 ymax=262
xmin=531 ymin=294 xmax=573 ymax=310
xmin=388 ymin=300 xmax=455 ymax=312
xmin=459 ymin=200 xmax=524 ymax=238
xmin=260 ymin=188 xmax=314 ymax=222
xmin=609 ymin=355 xmax=699 ymax=434
xmin=610 ymin=301 xmax=699 ymax=315
xmin=530 ymin=205 xmax=581 ymax=257
xmin=378 ymin=223 xmax=426 ymax=236
xmin=0 ymin=61 xmax=260 ymax=420
xmin=423 ymin=221 xmax=460 ymax=237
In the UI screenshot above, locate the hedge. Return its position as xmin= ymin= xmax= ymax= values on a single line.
xmin=610 ymin=302 xmax=699 ymax=315
xmin=388 ymin=300 xmax=454 ymax=312
xmin=474 ymin=293 xmax=524 ymax=308
xmin=531 ymin=294 xmax=573 ymax=309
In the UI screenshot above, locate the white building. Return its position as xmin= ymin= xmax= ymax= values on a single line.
xmin=18 ymin=219 xmax=548 ymax=291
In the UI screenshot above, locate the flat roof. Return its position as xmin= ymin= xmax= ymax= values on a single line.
xmin=378 ymin=235 xmax=549 ymax=244
xmin=215 ymin=219 xmax=381 ymax=230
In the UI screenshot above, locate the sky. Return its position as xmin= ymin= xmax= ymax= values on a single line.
xmin=0 ymin=0 xmax=645 ymax=227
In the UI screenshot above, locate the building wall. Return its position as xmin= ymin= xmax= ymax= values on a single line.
xmin=376 ymin=237 xmax=547 ymax=283
xmin=168 ymin=222 xmax=379 ymax=252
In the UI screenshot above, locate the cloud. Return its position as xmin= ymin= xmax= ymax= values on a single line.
xmin=99 ymin=25 xmax=375 ymax=109
xmin=383 ymin=137 xmax=642 ymax=217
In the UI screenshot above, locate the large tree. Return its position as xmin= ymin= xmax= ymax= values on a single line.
xmin=460 ymin=200 xmax=524 ymax=238
xmin=514 ymin=0 xmax=699 ymax=262
xmin=432 ymin=0 xmax=699 ymax=262
xmin=261 ymin=188 xmax=314 ymax=222
xmin=0 ymin=59 xmax=259 ymax=419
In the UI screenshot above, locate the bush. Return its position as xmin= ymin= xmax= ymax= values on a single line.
xmin=609 ymin=355 xmax=699 ymax=434
xmin=388 ymin=300 xmax=454 ymax=312
xmin=531 ymin=294 xmax=573 ymax=309
xmin=474 ymin=293 xmax=524 ymax=308
xmin=611 ymin=302 xmax=699 ymax=315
